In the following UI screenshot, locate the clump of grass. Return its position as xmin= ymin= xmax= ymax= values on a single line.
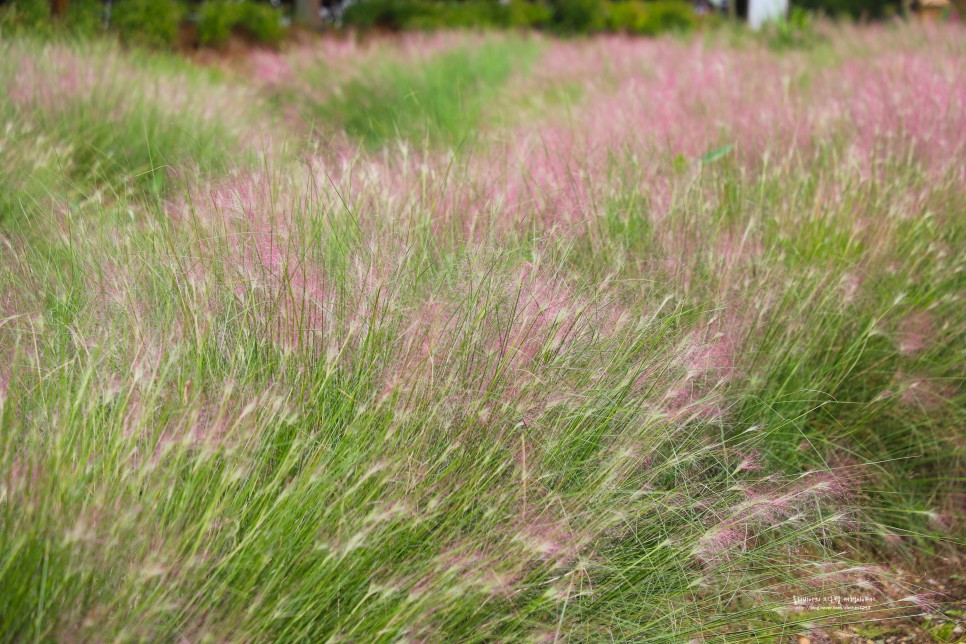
xmin=0 ymin=208 xmax=885 ymax=639
xmin=0 ymin=38 xmax=263 ymax=216
xmin=311 ymin=38 xmax=539 ymax=148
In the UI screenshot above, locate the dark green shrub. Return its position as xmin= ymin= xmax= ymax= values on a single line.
xmin=342 ymin=0 xmax=504 ymax=31
xmin=550 ymin=0 xmax=606 ymax=33
xmin=793 ymin=0 xmax=900 ymax=18
xmin=197 ymin=1 xmax=285 ymax=47
xmin=197 ymin=0 xmax=241 ymax=47
xmin=0 ymin=0 xmax=52 ymax=34
xmin=403 ymin=4 xmax=454 ymax=29
xmin=341 ymin=0 xmax=701 ymax=34
xmin=608 ymin=0 xmax=695 ymax=34
xmin=436 ymin=2 xmax=509 ymax=28
xmin=502 ymin=0 xmax=554 ymax=27
xmin=606 ymin=0 xmax=644 ymax=31
xmin=65 ymin=0 xmax=106 ymax=37
xmin=636 ymin=0 xmax=695 ymax=34
xmin=763 ymin=7 xmax=819 ymax=49
xmin=455 ymin=2 xmax=504 ymax=27
xmin=341 ymin=0 xmax=409 ymax=30
xmin=238 ymin=1 xmax=285 ymax=45
xmin=112 ymin=0 xmax=185 ymax=48
xmin=0 ymin=0 xmax=103 ymax=38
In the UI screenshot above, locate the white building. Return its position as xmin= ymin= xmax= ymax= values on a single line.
xmin=748 ymin=0 xmax=789 ymax=28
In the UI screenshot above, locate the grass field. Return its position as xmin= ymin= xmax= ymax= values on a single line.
xmin=1 ymin=23 xmax=964 ymax=642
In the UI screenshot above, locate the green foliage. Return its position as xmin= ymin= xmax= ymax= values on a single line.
xmin=112 ymin=0 xmax=185 ymax=48
xmin=197 ymin=0 xmax=239 ymax=46
xmin=0 ymin=42 xmax=241 ymax=203
xmin=607 ymin=0 xmax=643 ymax=30
xmin=342 ymin=0 xmax=516 ymax=31
xmin=792 ymin=0 xmax=902 ymax=18
xmin=64 ymin=0 xmax=106 ymax=37
xmin=1 ymin=0 xmax=283 ymax=49
xmin=341 ymin=0 xmax=692 ymax=35
xmin=606 ymin=0 xmax=696 ymax=35
xmin=0 ymin=0 xmax=103 ymax=38
xmin=314 ymin=39 xmax=536 ymax=146
xmin=340 ymin=0 xmax=400 ymax=29
xmin=0 ymin=0 xmax=52 ymax=35
xmin=549 ymin=0 xmax=607 ymax=32
xmin=198 ymin=0 xmax=285 ymax=47
xmin=238 ymin=0 xmax=285 ymax=45
xmin=504 ymin=0 xmax=554 ymax=27
xmin=405 ymin=1 xmax=501 ymax=29
xmin=46 ymin=100 xmax=235 ymax=195
xmin=340 ymin=0 xmax=416 ymax=30
xmin=762 ymin=6 xmax=820 ymax=49
xmin=641 ymin=0 xmax=697 ymax=33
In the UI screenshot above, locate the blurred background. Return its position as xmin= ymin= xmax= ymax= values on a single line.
xmin=0 ymin=0 xmax=959 ymax=52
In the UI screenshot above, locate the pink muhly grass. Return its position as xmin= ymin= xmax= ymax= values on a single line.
xmin=492 ymin=261 xmax=581 ymax=372
xmin=735 ymin=450 xmax=762 ymax=472
xmin=662 ymin=386 xmax=726 ymax=423
xmin=184 ymin=405 xmax=237 ymax=445
xmin=296 ymin=25 xmax=965 ymax=243
xmin=492 ymin=128 xmax=594 ymax=227
xmin=694 ymin=467 xmax=859 ymax=565
xmin=660 ymin=314 xmax=745 ymax=422
xmin=681 ymin=330 xmax=738 ymax=382
xmin=511 ymin=513 xmax=591 ymax=569
xmin=694 ymin=525 xmax=750 ymax=563
xmin=247 ymin=50 xmax=293 ymax=86
xmin=896 ymin=373 xmax=950 ymax=410
xmin=840 ymin=272 xmax=863 ymax=304
xmin=829 ymin=45 xmax=966 ymax=175
xmin=739 ymin=487 xmax=796 ymax=522
xmin=172 ymin=172 xmax=343 ymax=352
xmin=6 ymin=43 xmax=259 ymax=140
xmin=786 ymin=469 xmax=857 ymax=504
xmin=899 ymin=593 xmax=940 ymax=613
xmin=208 ymin=175 xmax=271 ymax=216
xmin=529 ymin=38 xmax=815 ymax=164
xmin=380 ymin=299 xmax=461 ymax=397
xmin=0 ymin=369 xmax=9 ymax=405
xmin=425 ymin=547 xmax=525 ymax=599
xmin=6 ymin=456 xmax=43 ymax=497
xmin=896 ymin=311 xmax=934 ymax=355
xmin=7 ymin=45 xmax=103 ymax=113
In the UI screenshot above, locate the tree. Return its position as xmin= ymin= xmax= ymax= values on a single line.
xmin=51 ymin=0 xmax=69 ymax=16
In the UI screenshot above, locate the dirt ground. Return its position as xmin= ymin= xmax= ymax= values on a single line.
xmin=797 ymin=550 xmax=966 ymax=643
